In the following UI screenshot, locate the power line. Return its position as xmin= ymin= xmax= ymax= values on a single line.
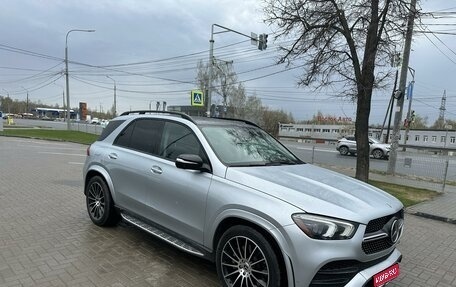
xmin=0 ymin=43 xmax=62 ymax=62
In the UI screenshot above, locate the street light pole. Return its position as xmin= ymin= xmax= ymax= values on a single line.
xmin=65 ymin=29 xmax=95 ymax=130
xmin=207 ymin=24 xmax=265 ymax=117
xmin=106 ymin=75 xmax=117 ymax=117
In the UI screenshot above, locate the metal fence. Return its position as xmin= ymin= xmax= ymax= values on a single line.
xmin=70 ymin=122 xmax=104 ymax=135
xmin=285 ymin=141 xmax=455 ymax=193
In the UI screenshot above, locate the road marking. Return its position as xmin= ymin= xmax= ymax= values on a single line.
xmin=69 ymin=162 xmax=84 ymax=165
xmin=20 ymin=144 xmax=86 ymax=151
xmin=291 ymin=146 xmax=339 ymax=153
xmin=38 ymin=151 xmax=85 ymax=157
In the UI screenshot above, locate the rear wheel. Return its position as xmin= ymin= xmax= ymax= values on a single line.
xmin=216 ymin=225 xmax=281 ymax=287
xmin=86 ymin=176 xmax=119 ymax=226
xmin=372 ymin=149 xmax=384 ymax=159
xmin=339 ymin=146 xmax=349 ymax=156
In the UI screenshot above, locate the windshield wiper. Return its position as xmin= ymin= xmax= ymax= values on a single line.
xmin=229 ymin=162 xmax=267 ymax=167
xmin=265 ymin=160 xmax=299 ymax=166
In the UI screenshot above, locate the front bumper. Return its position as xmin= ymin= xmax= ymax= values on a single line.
xmin=282 ymin=224 xmax=402 ymax=286
xmin=345 ymin=249 xmax=402 ymax=287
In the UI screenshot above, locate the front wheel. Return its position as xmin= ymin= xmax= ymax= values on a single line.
xmin=216 ymin=225 xmax=281 ymax=287
xmin=339 ymin=146 xmax=349 ymax=156
xmin=372 ymin=149 xmax=384 ymax=159
xmin=86 ymin=176 xmax=119 ymax=226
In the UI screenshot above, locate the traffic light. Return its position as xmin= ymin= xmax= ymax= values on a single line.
xmin=258 ymin=33 xmax=268 ymax=51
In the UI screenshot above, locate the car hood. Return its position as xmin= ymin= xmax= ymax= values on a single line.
xmin=225 ymin=164 xmax=402 ymax=224
xmin=372 ymin=143 xmax=391 ymax=148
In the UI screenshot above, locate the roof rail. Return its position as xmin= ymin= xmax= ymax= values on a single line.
xmin=219 ymin=117 xmax=260 ymax=128
xmin=119 ymin=110 xmax=195 ymax=124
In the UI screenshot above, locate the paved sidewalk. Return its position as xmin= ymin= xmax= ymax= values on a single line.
xmin=407 ymin=193 xmax=456 ymax=224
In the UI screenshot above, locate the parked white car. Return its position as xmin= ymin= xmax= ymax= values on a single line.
xmin=336 ymin=136 xmax=391 ymax=159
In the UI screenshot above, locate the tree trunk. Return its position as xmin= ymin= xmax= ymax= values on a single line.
xmin=355 ymin=0 xmax=379 ymax=182
xmin=355 ymin=89 xmax=372 ymax=182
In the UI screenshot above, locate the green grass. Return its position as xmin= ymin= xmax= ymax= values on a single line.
xmin=0 ymin=129 xmax=98 ymax=145
xmin=369 ymin=180 xmax=439 ymax=207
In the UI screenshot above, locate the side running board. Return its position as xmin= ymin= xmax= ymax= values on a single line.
xmin=120 ymin=213 xmax=204 ymax=257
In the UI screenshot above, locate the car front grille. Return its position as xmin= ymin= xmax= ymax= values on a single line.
xmin=362 ymin=210 xmax=404 ymax=255
xmin=362 ymin=237 xmax=393 ymax=254
xmin=309 ymin=254 xmax=391 ymax=287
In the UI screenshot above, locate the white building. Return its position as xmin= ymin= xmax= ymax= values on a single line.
xmin=278 ymin=123 xmax=456 ymax=150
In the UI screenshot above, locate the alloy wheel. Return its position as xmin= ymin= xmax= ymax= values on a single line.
xmin=339 ymin=146 xmax=349 ymax=155
xmin=220 ymin=236 xmax=270 ymax=287
xmin=372 ymin=149 xmax=384 ymax=159
xmin=87 ymin=182 xmax=105 ymax=221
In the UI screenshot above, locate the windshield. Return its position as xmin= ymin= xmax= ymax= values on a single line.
xmin=201 ymin=124 xmax=302 ymax=167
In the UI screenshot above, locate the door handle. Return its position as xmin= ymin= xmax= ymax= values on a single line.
xmin=151 ymin=166 xmax=163 ymax=174
xmin=108 ymin=153 xmax=118 ymax=159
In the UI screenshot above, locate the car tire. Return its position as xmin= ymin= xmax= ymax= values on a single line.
xmin=216 ymin=225 xmax=281 ymax=287
xmin=85 ymin=176 xmax=119 ymax=227
xmin=339 ymin=146 xmax=349 ymax=156
xmin=372 ymin=149 xmax=384 ymax=159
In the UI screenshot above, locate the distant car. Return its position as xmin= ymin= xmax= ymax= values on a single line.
xmin=336 ymin=136 xmax=391 ymax=159
xmin=83 ymin=111 xmax=404 ymax=286
xmin=99 ymin=120 xmax=107 ymax=127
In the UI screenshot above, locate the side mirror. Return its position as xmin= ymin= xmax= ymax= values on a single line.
xmin=175 ymin=154 xmax=204 ymax=170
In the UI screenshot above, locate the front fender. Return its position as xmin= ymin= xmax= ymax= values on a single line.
xmin=207 ymin=209 xmax=296 ymax=287
xmin=208 ymin=208 xmax=293 ymax=258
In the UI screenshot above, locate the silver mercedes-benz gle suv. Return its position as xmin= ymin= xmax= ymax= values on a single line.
xmin=83 ymin=111 xmax=404 ymax=287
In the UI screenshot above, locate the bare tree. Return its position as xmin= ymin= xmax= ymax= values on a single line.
xmin=263 ymin=108 xmax=294 ymax=136
xmin=244 ymin=93 xmax=264 ymax=125
xmin=196 ymin=59 xmax=249 ymax=118
xmin=264 ymin=0 xmax=416 ymax=182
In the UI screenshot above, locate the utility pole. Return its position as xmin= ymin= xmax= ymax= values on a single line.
xmin=402 ymin=67 xmax=415 ymax=151
xmin=106 ymin=75 xmax=117 ymax=117
xmin=21 ymin=86 xmax=29 ymax=113
xmin=387 ymin=0 xmax=417 ymax=175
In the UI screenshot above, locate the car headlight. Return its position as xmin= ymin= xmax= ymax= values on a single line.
xmin=292 ymin=214 xmax=358 ymax=240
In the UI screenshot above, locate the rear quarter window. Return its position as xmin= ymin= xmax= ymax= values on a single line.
xmin=98 ymin=120 xmax=125 ymax=141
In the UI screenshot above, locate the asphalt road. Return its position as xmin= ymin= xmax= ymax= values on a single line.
xmin=284 ymin=141 xmax=456 ymax=182
xmin=1 ymin=136 xmax=456 ymax=286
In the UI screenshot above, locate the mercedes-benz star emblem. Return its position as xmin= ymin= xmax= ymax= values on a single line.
xmin=390 ymin=218 xmax=404 ymax=244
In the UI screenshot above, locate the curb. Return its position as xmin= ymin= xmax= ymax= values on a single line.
xmin=406 ymin=209 xmax=456 ymax=225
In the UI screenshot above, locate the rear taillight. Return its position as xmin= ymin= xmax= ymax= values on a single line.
xmin=86 ymin=145 xmax=91 ymax=156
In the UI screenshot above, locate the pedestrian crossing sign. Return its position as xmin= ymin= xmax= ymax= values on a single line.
xmin=191 ymin=90 xmax=204 ymax=107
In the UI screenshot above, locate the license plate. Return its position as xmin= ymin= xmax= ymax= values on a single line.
xmin=373 ymin=263 xmax=400 ymax=287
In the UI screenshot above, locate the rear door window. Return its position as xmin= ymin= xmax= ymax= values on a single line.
xmin=114 ymin=119 xmax=164 ymax=155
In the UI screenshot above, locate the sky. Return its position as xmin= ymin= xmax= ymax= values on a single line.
xmin=0 ymin=0 xmax=455 ymax=125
